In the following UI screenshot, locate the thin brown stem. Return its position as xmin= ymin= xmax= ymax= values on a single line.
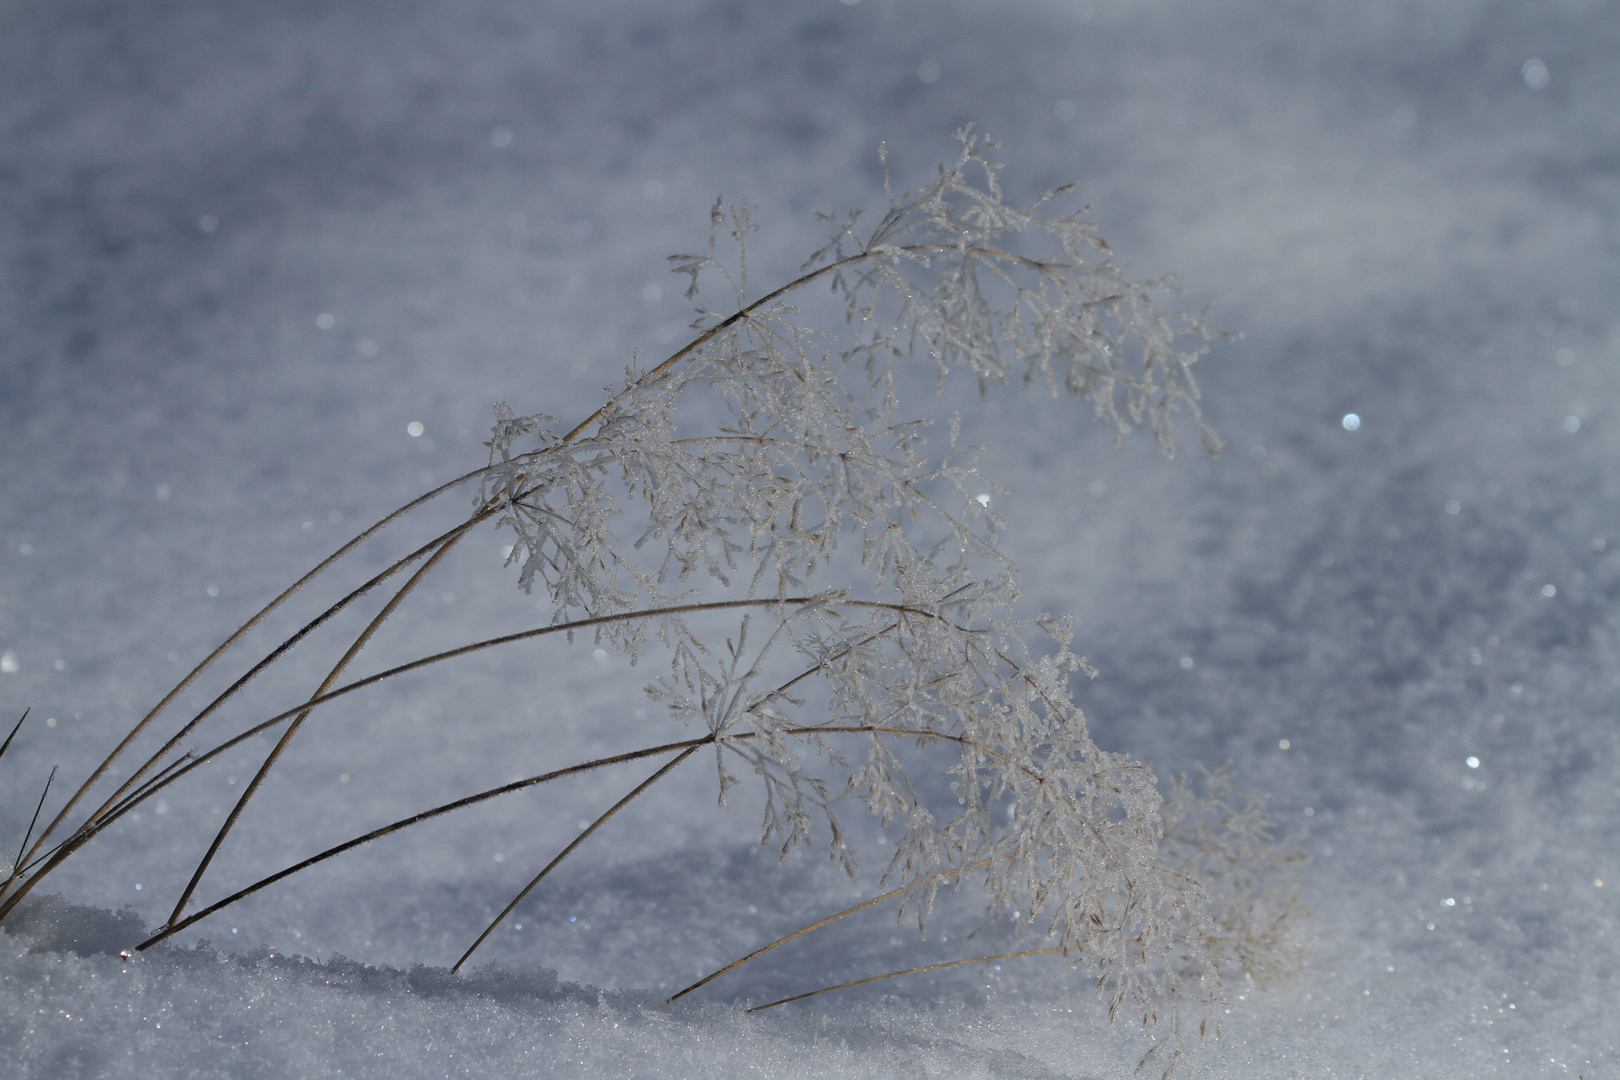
xmin=136 ymin=736 xmax=711 ymax=951
xmin=451 ymin=743 xmax=705 ymax=972
xmin=138 ymin=596 xmax=949 ymax=784
xmin=0 ymin=708 xmax=28 ymax=764
xmin=11 ymin=767 xmax=56 ymax=884
xmin=17 ymin=467 xmax=494 ymax=879
xmin=12 ymin=754 xmax=208 ymax=878
xmin=672 ymin=889 xmax=908 ymax=1005
xmin=2 ymin=610 xmax=1019 ymax=929
xmin=138 ymin=722 xmax=870 ymax=948
xmin=0 ymin=709 xmax=34 ymax=896
xmin=559 ymin=254 xmax=869 ymax=445
xmin=20 ymin=596 xmax=862 ymax=890
xmin=97 ymin=754 xmax=197 ymax=834
xmin=0 ymin=509 xmax=509 ymax=924
xmin=557 ymin=238 xmax=1019 ymax=447
xmin=165 ymin=533 xmax=466 ymax=930
xmin=746 ymin=946 xmax=1068 ymax=1012
xmin=127 ymin=716 xmax=1019 ymax=957
xmin=61 ymin=507 xmax=499 ymax=859
xmin=666 ymin=856 xmax=999 ymax=1004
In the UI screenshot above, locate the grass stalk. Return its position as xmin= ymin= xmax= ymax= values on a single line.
xmin=746 ymin=947 xmax=1068 ymax=1012
xmin=136 ymin=735 xmax=713 ymax=950
xmin=15 ymin=467 xmax=495 ymax=877
xmin=451 ymin=743 xmax=704 ymax=972
xmin=12 ymin=767 xmax=56 ymax=882
xmin=0 ymin=708 xmax=28 ymax=765
xmin=164 ymin=533 xmax=467 ymax=930
xmin=667 ymin=856 xmax=1001 ymax=1003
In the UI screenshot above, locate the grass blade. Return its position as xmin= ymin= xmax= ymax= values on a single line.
xmin=452 ymin=743 xmax=703 ymax=973
xmin=666 ymin=856 xmax=1000 ymax=1004
xmin=137 ymin=736 xmax=711 ymax=950
xmin=165 ymin=533 xmax=465 ymax=929
xmin=0 ymin=708 xmax=28 ymax=765
xmin=746 ymin=946 xmax=1066 ymax=1012
xmin=13 ymin=767 xmax=57 ymax=878
xmin=15 ymin=468 xmax=496 ymax=879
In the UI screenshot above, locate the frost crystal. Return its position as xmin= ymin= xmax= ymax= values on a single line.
xmin=475 ymin=132 xmax=1289 ymax=1071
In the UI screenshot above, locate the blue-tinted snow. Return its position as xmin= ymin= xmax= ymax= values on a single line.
xmin=1 ymin=1 xmax=1616 ymax=1076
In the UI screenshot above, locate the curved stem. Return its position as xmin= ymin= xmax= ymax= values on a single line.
xmin=2 ymin=606 xmax=1047 ymax=933
xmin=560 ymin=254 xmax=869 ymax=444
xmin=746 ymin=946 xmax=1067 ymax=1012
xmin=666 ymin=856 xmax=998 ymax=1004
xmin=65 ymin=507 xmax=499 ymax=856
xmin=557 ymin=238 xmax=1011 ymax=447
xmin=452 ymin=743 xmax=705 ymax=972
xmin=127 ymin=718 xmax=1025 ymax=955
xmin=11 ymin=768 xmax=56 ymax=882
xmin=19 ymin=467 xmax=494 ymax=876
xmin=136 ymin=735 xmax=712 ymax=951
xmin=16 ymin=595 xmax=896 ymax=892
xmin=140 ymin=596 xmax=950 ymax=776
xmin=0 ymin=709 xmax=33 ymax=896
xmin=165 ymin=533 xmax=465 ymax=930
xmin=0 ymin=708 xmax=28 ymax=764
xmin=86 ymin=754 xmax=198 ymax=848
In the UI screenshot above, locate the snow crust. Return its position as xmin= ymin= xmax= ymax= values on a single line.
xmin=2 ymin=0 xmax=1616 ymax=1076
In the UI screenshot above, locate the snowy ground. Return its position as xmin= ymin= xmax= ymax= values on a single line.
xmin=2 ymin=1 xmax=1617 ymax=1076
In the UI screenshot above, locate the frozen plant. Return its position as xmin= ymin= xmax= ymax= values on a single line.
xmin=0 ymin=132 xmax=1299 ymax=1077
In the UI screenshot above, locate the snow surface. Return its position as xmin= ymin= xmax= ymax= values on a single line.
xmin=2 ymin=0 xmax=1617 ymax=1076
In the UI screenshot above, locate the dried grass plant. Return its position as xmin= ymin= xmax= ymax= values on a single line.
xmin=0 ymin=132 xmax=1300 ymax=1077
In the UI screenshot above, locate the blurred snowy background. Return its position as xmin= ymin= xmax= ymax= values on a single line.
xmin=2 ymin=0 xmax=1617 ymax=1076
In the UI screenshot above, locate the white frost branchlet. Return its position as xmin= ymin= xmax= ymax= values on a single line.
xmin=473 ymin=131 xmax=1290 ymax=1073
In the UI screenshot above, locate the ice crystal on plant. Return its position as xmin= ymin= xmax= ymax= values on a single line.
xmin=476 ymin=132 xmax=1287 ymax=1072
